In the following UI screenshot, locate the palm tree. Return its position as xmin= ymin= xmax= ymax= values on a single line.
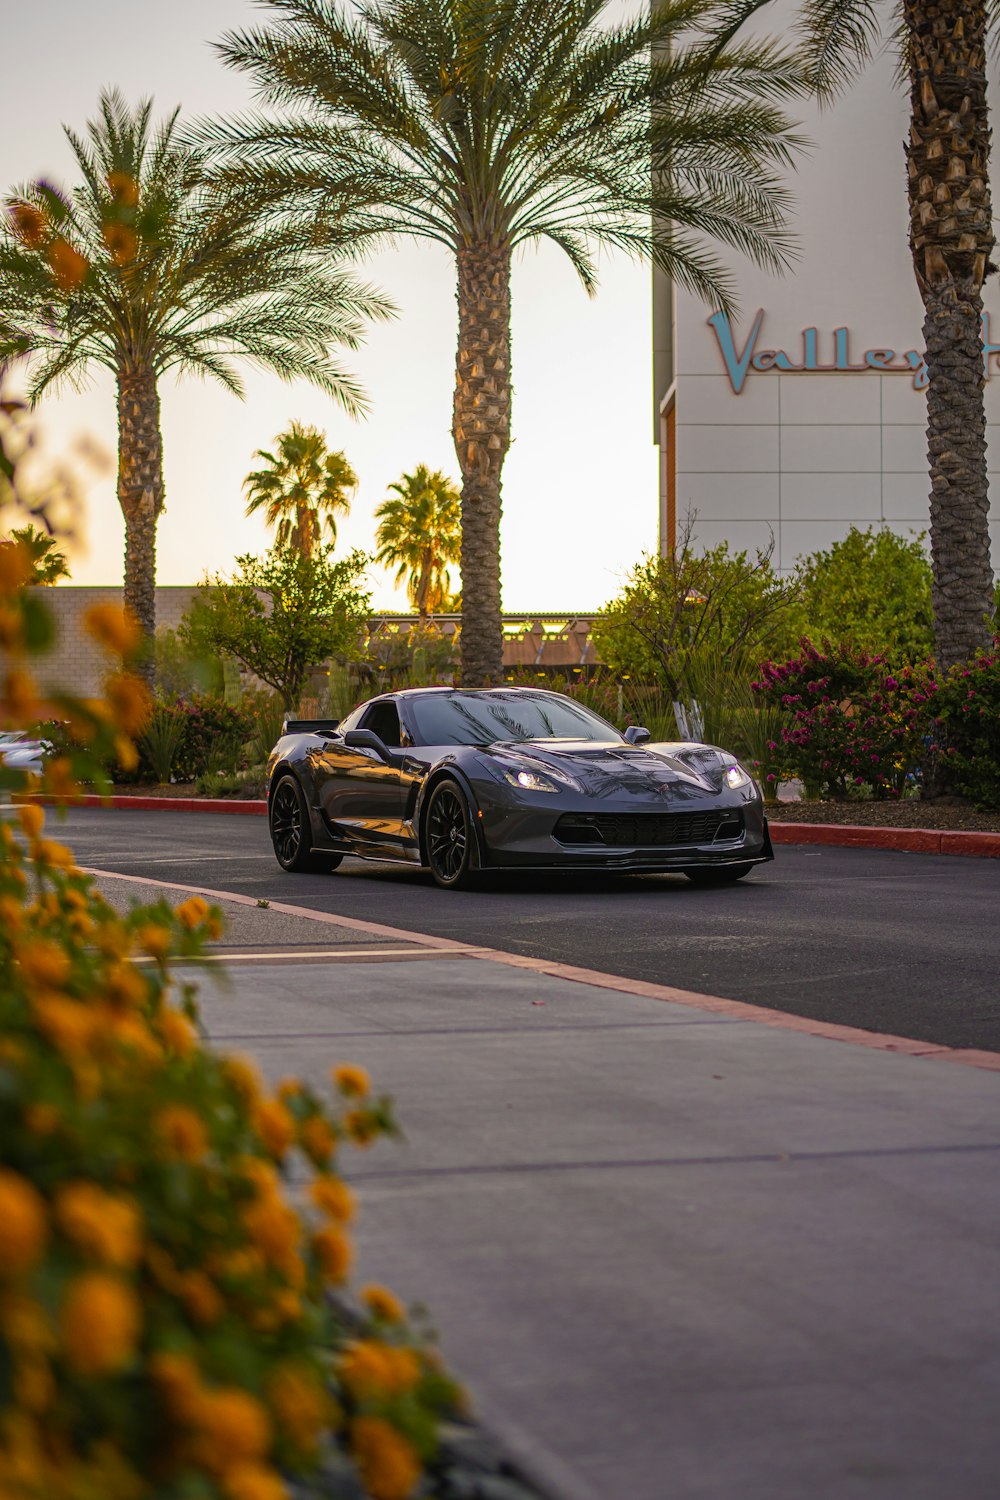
xmin=208 ymin=0 xmax=805 ymax=684
xmin=719 ymin=0 xmax=995 ymax=667
xmin=244 ymin=422 xmax=357 ymax=556
xmin=1 ymin=525 xmax=70 ymax=585
xmin=374 ymin=465 xmax=462 ymax=617
xmin=0 ymin=89 xmax=388 ymax=667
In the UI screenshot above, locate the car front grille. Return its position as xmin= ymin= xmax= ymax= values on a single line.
xmin=553 ymin=811 xmax=744 ymax=848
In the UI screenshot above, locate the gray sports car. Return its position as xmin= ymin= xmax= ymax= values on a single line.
xmin=266 ymin=686 xmax=772 ymax=889
xmin=266 ymin=686 xmax=772 ymax=890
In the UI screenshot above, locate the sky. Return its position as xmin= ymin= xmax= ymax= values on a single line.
xmin=2 ymin=0 xmax=666 ymax=613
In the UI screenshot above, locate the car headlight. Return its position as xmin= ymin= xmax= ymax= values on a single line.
xmin=503 ymin=767 xmax=562 ymax=794
xmin=724 ymin=763 xmax=752 ymax=790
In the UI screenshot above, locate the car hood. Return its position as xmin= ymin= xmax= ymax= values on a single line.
xmin=483 ymin=739 xmax=728 ymax=798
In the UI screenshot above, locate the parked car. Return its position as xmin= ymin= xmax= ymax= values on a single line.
xmin=0 ymin=730 xmax=51 ymax=778
xmin=266 ymin=686 xmax=772 ymax=891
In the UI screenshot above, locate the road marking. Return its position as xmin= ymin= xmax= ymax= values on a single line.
xmin=157 ymin=947 xmax=484 ymax=964
xmin=80 ymin=865 xmax=1000 ymax=1074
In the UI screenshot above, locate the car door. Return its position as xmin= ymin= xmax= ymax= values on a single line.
xmin=315 ymin=699 xmax=408 ymax=856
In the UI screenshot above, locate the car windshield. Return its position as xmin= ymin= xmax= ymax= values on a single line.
xmin=407 ymin=691 xmax=623 ymax=747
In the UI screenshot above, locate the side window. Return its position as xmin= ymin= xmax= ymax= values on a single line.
xmin=338 ymin=705 xmax=365 ymax=735
xmin=361 ymin=700 xmax=401 ymax=748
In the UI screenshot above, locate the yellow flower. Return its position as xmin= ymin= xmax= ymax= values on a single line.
xmin=0 ymin=601 xmax=25 ymax=650
xmin=309 ymin=1175 xmax=354 ymax=1224
xmin=23 ymin=1104 xmax=58 ymax=1135
xmin=16 ymin=937 xmax=70 ymax=991
xmin=193 ymin=1387 xmax=272 ymax=1472
xmin=32 ymin=995 xmax=97 ymax=1056
xmin=43 ymin=756 xmax=79 ymax=802
xmin=242 ymin=1197 xmax=300 ymax=1271
xmin=61 ymin=1272 xmax=140 ymax=1374
xmin=224 ymin=1054 xmax=263 ymax=1103
xmin=83 ymin=603 xmax=141 ymax=658
xmin=4 ymin=669 xmax=38 ymax=721
xmin=158 ymin=1008 xmax=197 ymax=1055
xmin=180 ymin=1270 xmax=224 ymax=1326
xmin=266 ymin=1363 xmax=329 ymax=1452
xmin=337 ymin=1340 xmax=421 ymax=1399
xmin=104 ymin=961 xmax=147 ymax=1010
xmin=47 ymin=238 xmax=90 ymax=290
xmin=0 ymin=894 xmax=24 ymax=931
xmin=0 ymin=1171 xmax=47 ymax=1276
xmin=114 ymin=734 xmax=139 ymax=774
xmin=344 ymin=1109 xmax=379 ymax=1147
xmin=350 ymin=1416 xmax=421 ymax=1500
xmin=16 ymin=803 xmax=44 ymax=840
xmin=102 ymin=221 xmax=139 ymax=267
xmin=150 ymin=1351 xmax=203 ymax=1421
xmin=223 ymin=1463 xmax=289 ymax=1500
xmin=361 ymin=1284 xmax=405 ymax=1325
xmin=0 ymin=538 xmax=33 ymax=592
xmin=155 ymin=1107 xmax=208 ymax=1163
xmin=107 ymin=171 xmax=140 ymax=207
xmin=299 ymin=1114 xmax=335 ymax=1166
xmin=253 ymin=1098 xmax=294 ymax=1159
xmin=136 ymin=923 xmax=171 ymax=960
xmin=103 ymin=673 xmax=152 ymax=735
xmin=32 ymin=838 xmax=78 ymax=872
xmin=54 ymin=1183 xmax=142 ymax=1268
xmin=312 ymin=1226 xmax=352 ymax=1285
xmin=175 ymin=895 xmax=210 ymax=930
xmin=333 ymin=1063 xmax=370 ymax=1098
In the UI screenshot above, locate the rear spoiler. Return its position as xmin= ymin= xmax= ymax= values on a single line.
xmin=282 ymin=718 xmax=340 ymax=735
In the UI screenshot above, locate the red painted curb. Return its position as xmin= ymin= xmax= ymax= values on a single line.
xmin=770 ymin=821 xmax=1000 ymax=858
xmin=15 ymin=793 xmax=266 ymax=816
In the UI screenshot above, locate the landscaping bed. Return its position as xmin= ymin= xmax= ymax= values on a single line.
xmin=767 ymin=799 xmax=1000 ymax=834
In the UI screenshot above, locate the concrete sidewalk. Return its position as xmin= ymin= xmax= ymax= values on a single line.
xmin=99 ymin=875 xmax=1000 ymax=1500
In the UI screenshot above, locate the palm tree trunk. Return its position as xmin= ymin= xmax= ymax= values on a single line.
xmin=453 ymin=243 xmax=511 ymax=686
xmin=416 ymin=548 xmax=432 ymax=620
xmin=905 ymin=0 xmax=995 ymax=669
xmin=117 ymin=363 xmax=164 ymax=677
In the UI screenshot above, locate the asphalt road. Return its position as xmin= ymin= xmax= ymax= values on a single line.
xmin=51 ymin=807 xmax=1000 ymax=1053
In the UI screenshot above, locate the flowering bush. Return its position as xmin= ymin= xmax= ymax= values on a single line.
xmin=2 ymin=450 xmax=460 ymax=1499
xmin=123 ymin=696 xmax=255 ymax=785
xmin=929 ymin=645 xmax=1000 ymax=809
xmin=752 ymin=640 xmax=936 ymax=799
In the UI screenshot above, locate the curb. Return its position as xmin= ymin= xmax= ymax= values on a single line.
xmin=81 ymin=865 xmax=1000 ymax=1073
xmin=15 ymin=793 xmax=267 ymax=816
xmin=769 ymin=821 xmax=1000 ymax=858
xmin=18 ymin=793 xmax=1000 ymax=856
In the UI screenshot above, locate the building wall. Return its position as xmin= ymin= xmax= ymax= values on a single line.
xmin=655 ymin=47 xmax=999 ymax=575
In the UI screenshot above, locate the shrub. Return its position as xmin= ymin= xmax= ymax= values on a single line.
xmin=929 ymin=645 xmax=1000 ymax=809
xmin=794 ymin=527 xmax=935 ymax=662
xmin=753 ymin=640 xmax=935 ymax=799
xmin=0 ymin=419 xmax=460 ymax=1500
xmin=138 ymin=701 xmax=184 ymax=783
xmin=170 ymin=696 xmax=255 ymax=783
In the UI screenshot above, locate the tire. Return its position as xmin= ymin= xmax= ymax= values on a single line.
xmin=269 ymin=774 xmax=343 ymax=874
xmin=425 ymin=780 xmax=480 ymax=890
xmin=684 ymin=863 xmax=754 ymax=886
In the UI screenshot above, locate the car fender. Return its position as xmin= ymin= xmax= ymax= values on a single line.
xmin=415 ymin=760 xmax=489 ymax=869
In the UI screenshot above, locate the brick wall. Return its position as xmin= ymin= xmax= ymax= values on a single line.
xmin=1 ymin=586 xmax=202 ymax=700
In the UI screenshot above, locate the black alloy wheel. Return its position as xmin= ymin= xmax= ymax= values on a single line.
xmin=425 ymin=781 xmax=479 ymax=890
xmin=683 ymin=862 xmax=754 ymax=886
xmin=269 ymin=774 xmax=342 ymax=874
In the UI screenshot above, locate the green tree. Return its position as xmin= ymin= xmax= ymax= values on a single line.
xmin=1 ymin=524 xmax=70 ymax=584
xmin=180 ymin=542 xmax=371 ymax=710
xmin=209 ymin=0 xmax=805 ymax=685
xmin=374 ymin=465 xmax=462 ymax=619
xmin=794 ymin=526 xmax=935 ymax=661
xmin=244 ymin=421 xmax=357 ymax=557
xmin=723 ymin=0 xmax=996 ymax=667
xmin=0 ymin=89 xmax=388 ymax=664
xmin=594 ymin=530 xmax=800 ymax=697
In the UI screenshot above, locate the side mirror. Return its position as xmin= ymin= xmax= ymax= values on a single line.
xmin=624 ymin=725 xmax=651 ymax=745
xmin=344 ymin=728 xmax=393 ymax=761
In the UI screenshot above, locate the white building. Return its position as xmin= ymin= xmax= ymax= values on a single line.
xmin=653 ymin=55 xmax=999 ymax=574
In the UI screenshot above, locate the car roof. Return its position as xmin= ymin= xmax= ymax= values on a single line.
xmin=392 ymin=685 xmax=558 ymax=698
